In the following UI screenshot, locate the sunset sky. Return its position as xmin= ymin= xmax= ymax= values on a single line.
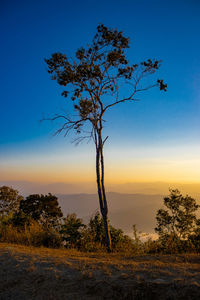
xmin=1 ymin=0 xmax=200 ymax=193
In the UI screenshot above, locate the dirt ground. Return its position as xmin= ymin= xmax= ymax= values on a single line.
xmin=0 ymin=243 xmax=200 ymax=299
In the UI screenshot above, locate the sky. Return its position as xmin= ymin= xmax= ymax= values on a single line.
xmin=1 ymin=0 xmax=200 ymax=194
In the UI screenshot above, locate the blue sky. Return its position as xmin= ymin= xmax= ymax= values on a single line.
xmin=1 ymin=0 xmax=200 ymax=187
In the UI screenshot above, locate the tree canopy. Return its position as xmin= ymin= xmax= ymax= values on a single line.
xmin=0 ymin=186 xmax=23 ymax=216
xmin=45 ymin=24 xmax=167 ymax=141
xmin=155 ymin=189 xmax=199 ymax=240
xmin=19 ymin=193 xmax=63 ymax=226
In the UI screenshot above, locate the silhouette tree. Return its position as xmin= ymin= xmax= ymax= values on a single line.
xmin=45 ymin=24 xmax=167 ymax=251
xmin=155 ymin=189 xmax=199 ymax=240
xmin=20 ymin=193 xmax=63 ymax=226
xmin=0 ymin=186 xmax=23 ymax=216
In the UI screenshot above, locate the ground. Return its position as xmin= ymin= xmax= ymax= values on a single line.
xmin=0 ymin=243 xmax=200 ymax=299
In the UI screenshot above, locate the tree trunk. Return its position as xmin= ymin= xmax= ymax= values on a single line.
xmin=96 ymin=141 xmax=112 ymax=252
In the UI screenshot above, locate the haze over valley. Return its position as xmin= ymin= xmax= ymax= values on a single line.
xmin=1 ymin=180 xmax=199 ymax=236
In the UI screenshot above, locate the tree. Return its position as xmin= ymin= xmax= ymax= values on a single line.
xmin=88 ymin=212 xmax=127 ymax=249
xmin=45 ymin=24 xmax=167 ymax=251
xmin=155 ymin=189 xmax=199 ymax=240
xmin=19 ymin=193 xmax=63 ymax=226
xmin=60 ymin=213 xmax=85 ymax=248
xmin=0 ymin=186 xmax=23 ymax=216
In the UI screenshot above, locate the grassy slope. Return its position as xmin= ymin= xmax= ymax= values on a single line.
xmin=0 ymin=243 xmax=200 ymax=299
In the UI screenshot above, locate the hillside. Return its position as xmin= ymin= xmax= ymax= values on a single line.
xmin=0 ymin=243 xmax=200 ymax=299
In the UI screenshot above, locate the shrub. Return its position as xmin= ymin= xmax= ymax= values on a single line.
xmin=79 ymin=212 xmax=136 ymax=253
xmin=0 ymin=220 xmax=62 ymax=248
xmin=60 ymin=213 xmax=85 ymax=248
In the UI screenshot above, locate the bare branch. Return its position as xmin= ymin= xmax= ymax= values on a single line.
xmin=103 ymin=136 xmax=109 ymax=146
xmin=71 ymin=134 xmax=93 ymax=146
xmin=103 ymin=81 xmax=159 ymax=113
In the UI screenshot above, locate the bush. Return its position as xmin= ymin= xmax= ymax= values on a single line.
xmin=188 ymin=233 xmax=200 ymax=253
xmin=26 ymin=222 xmax=62 ymax=248
xmin=60 ymin=214 xmax=85 ymax=248
xmin=0 ymin=220 xmax=62 ymax=248
xmin=79 ymin=227 xmax=107 ymax=252
xmin=79 ymin=212 xmax=136 ymax=253
xmin=155 ymin=233 xmax=197 ymax=254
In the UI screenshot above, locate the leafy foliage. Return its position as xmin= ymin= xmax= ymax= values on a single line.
xmin=0 ymin=186 xmax=24 ymax=216
xmin=155 ymin=189 xmax=199 ymax=240
xmin=87 ymin=212 xmax=128 ymax=249
xmin=45 ymin=24 xmax=167 ymax=140
xmin=0 ymin=211 xmax=31 ymax=228
xmin=19 ymin=193 xmax=63 ymax=226
xmin=60 ymin=213 xmax=85 ymax=248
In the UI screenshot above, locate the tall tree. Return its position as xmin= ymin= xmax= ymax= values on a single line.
xmin=45 ymin=24 xmax=167 ymax=251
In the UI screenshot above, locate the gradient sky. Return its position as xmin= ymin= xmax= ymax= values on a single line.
xmin=1 ymin=0 xmax=200 ymax=191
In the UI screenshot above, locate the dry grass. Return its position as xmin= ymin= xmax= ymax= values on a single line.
xmin=0 ymin=242 xmax=200 ymax=299
xmin=0 ymin=223 xmax=62 ymax=248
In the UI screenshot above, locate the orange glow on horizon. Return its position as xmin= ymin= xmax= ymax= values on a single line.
xmin=1 ymin=144 xmax=200 ymax=185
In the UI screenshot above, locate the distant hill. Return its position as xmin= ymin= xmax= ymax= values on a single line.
xmin=1 ymin=180 xmax=199 ymax=236
xmin=58 ymin=192 xmax=164 ymax=236
xmin=0 ymin=180 xmax=200 ymax=197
